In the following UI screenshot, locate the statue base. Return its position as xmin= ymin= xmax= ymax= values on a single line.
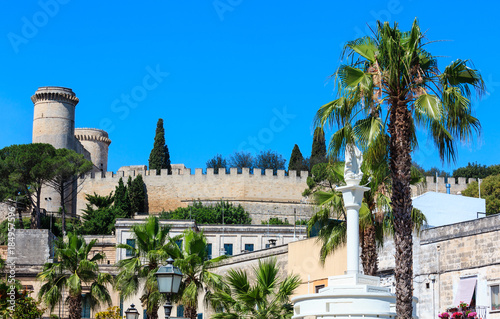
xmin=292 ymin=273 xmax=418 ymax=319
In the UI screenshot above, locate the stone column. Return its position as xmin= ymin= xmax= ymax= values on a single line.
xmin=336 ymin=185 xmax=369 ymax=274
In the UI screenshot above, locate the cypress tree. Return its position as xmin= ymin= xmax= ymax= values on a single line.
xmin=114 ymin=177 xmax=131 ymax=218
xmin=148 ymin=118 xmax=172 ymax=175
xmin=288 ymin=144 xmax=306 ymax=175
xmin=129 ymin=175 xmax=146 ymax=214
xmin=310 ymin=127 xmax=327 ymax=170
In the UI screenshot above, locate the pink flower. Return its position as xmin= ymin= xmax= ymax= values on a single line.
xmin=451 ymin=312 xmax=464 ymax=319
xmin=467 ymin=312 xmax=477 ymax=318
xmin=438 ymin=312 xmax=450 ymax=318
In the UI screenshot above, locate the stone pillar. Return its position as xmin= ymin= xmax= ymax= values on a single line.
xmin=336 ymin=185 xmax=369 ymax=274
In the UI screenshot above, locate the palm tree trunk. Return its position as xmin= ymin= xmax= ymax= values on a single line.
xmin=60 ymin=183 xmax=66 ymax=235
xmin=68 ymin=294 xmax=82 ymax=319
xmin=388 ymin=98 xmax=414 ymax=318
xmin=185 ymin=305 xmax=198 ymax=319
xmin=361 ymin=224 xmax=378 ymax=276
xmin=149 ymin=302 xmax=159 ymax=319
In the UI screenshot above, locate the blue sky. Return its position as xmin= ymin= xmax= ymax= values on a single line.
xmin=1 ymin=0 xmax=498 ymax=173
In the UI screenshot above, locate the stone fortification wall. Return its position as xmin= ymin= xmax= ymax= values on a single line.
xmin=412 ymin=176 xmax=476 ymax=196
xmin=77 ymin=168 xmax=311 ymax=223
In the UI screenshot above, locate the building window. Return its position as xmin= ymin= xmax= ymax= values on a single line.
xmin=197 ymin=313 xmax=203 ymax=319
xmin=492 ymin=285 xmax=500 ymax=311
xmin=245 ymin=244 xmax=254 ymax=252
xmin=177 ymin=305 xmax=184 ymax=317
xmin=81 ymin=294 xmax=91 ymax=318
xmin=224 ymin=243 xmax=233 ymax=256
xmin=143 ymin=309 xmax=148 ymax=319
xmin=126 ymin=239 xmax=136 ymax=257
xmin=265 ymin=244 xmax=270 ymax=249
xmin=315 ymin=285 xmax=325 ymax=293
xmin=206 ymin=243 xmax=212 ymax=260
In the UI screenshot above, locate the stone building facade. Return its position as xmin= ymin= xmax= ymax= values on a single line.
xmin=378 ymin=214 xmax=500 ymax=319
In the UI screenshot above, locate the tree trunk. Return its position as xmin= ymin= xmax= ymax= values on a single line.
xmin=361 ymin=224 xmax=378 ymax=276
xmin=149 ymin=302 xmax=159 ymax=319
xmin=68 ymin=294 xmax=82 ymax=319
xmin=388 ymin=98 xmax=414 ymax=318
xmin=60 ymin=183 xmax=66 ymax=235
xmin=16 ymin=199 xmax=24 ymax=229
xmin=185 ymin=305 xmax=198 ymax=319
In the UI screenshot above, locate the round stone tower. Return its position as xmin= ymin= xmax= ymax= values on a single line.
xmin=32 ymin=86 xmax=79 ymax=150
xmin=74 ymin=128 xmax=112 ymax=172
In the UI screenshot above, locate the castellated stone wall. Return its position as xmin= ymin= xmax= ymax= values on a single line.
xmin=77 ymin=168 xmax=313 ymax=223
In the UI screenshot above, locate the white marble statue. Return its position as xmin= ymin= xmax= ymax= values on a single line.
xmin=344 ymin=144 xmax=363 ymax=185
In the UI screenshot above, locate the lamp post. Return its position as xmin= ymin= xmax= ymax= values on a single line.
xmin=125 ymin=304 xmax=140 ymax=319
xmin=155 ymin=257 xmax=183 ymax=319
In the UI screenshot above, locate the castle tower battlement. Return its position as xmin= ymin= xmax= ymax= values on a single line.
xmin=75 ymin=128 xmax=111 ymax=172
xmin=32 ymin=86 xmax=79 ymax=150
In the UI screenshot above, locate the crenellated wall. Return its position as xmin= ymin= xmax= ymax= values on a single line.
xmin=77 ymin=168 xmax=312 ymax=222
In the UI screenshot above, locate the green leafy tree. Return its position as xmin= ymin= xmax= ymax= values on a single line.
xmin=38 ymin=233 xmax=113 ymax=319
xmin=149 ymin=119 xmax=172 ymax=175
xmin=81 ymin=193 xmax=121 ymax=235
xmin=453 ymin=162 xmax=490 ymax=179
xmin=0 ymin=143 xmax=56 ymax=229
xmin=45 ymin=148 xmax=93 ymax=234
xmin=288 ymin=144 xmax=307 ymax=175
xmin=206 ymin=154 xmax=227 ymax=174
xmin=462 ymin=174 xmax=500 ymax=215
xmin=160 ymin=201 xmax=251 ymax=224
xmin=114 ymin=178 xmax=131 ymax=218
xmin=129 ymin=175 xmax=147 ymax=214
xmin=310 ymin=127 xmax=327 ymax=170
xmin=165 ymin=229 xmax=227 ymax=319
xmin=210 ymin=258 xmax=301 ymax=319
xmin=254 ymin=150 xmax=286 ymax=175
xmin=229 ymin=151 xmax=254 ymax=173
xmin=115 ymin=216 xmax=171 ymax=319
xmin=315 ymin=19 xmax=484 ymax=316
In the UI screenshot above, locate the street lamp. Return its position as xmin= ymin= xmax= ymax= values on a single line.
xmin=125 ymin=304 xmax=140 ymax=319
xmin=155 ymin=257 xmax=183 ymax=319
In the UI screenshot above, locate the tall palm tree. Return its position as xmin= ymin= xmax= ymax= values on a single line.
xmin=309 ymin=161 xmax=426 ymax=275
xmin=316 ymin=19 xmax=484 ymax=317
xmin=37 ymin=233 xmax=113 ymax=319
xmin=209 ymin=258 xmax=301 ymax=319
xmin=165 ymin=229 xmax=227 ymax=319
xmin=115 ymin=216 xmax=171 ymax=319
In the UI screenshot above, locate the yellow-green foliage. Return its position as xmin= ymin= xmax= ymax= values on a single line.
xmin=95 ymin=306 xmax=121 ymax=319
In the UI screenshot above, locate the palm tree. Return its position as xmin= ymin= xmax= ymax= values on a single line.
xmin=165 ymin=229 xmax=227 ymax=319
xmin=309 ymin=161 xmax=426 ymax=275
xmin=316 ymin=19 xmax=484 ymax=317
xmin=115 ymin=216 xmax=171 ymax=319
xmin=209 ymin=258 xmax=301 ymax=319
xmin=37 ymin=233 xmax=113 ymax=319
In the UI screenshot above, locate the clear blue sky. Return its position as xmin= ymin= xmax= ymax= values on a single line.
xmin=1 ymin=0 xmax=498 ymax=173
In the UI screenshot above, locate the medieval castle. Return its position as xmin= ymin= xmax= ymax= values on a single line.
xmin=26 ymin=86 xmax=477 ymax=223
